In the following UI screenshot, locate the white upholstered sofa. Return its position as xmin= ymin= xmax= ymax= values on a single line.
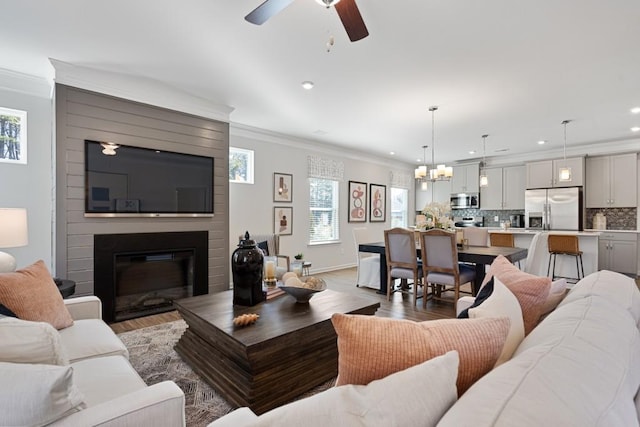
xmin=209 ymin=269 xmax=640 ymax=426
xmin=0 ymin=296 xmax=185 ymax=426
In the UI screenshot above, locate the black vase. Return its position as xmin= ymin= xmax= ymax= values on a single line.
xmin=232 ymin=231 xmax=265 ymax=306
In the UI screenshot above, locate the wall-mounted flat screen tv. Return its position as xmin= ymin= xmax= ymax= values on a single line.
xmin=84 ymin=140 xmax=214 ymax=217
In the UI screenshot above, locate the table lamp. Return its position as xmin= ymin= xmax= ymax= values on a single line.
xmin=0 ymin=208 xmax=28 ymax=273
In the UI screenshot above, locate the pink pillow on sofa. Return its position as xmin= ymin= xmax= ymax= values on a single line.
xmin=482 ymin=255 xmax=551 ymax=335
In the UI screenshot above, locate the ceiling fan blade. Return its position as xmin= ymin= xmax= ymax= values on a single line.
xmin=334 ymin=0 xmax=369 ymax=42
xmin=245 ymin=0 xmax=294 ymax=25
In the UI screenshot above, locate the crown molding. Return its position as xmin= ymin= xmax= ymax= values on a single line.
xmin=230 ymin=122 xmax=415 ymax=171
xmin=0 ymin=68 xmax=52 ymax=99
xmin=50 ymin=58 xmax=234 ymax=122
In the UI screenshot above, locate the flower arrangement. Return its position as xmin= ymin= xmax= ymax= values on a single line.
xmin=417 ymin=202 xmax=454 ymax=230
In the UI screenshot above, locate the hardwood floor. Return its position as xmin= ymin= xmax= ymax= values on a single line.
xmin=109 ymin=267 xmax=459 ymax=333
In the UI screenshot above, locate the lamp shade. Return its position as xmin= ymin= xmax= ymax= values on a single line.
xmin=0 ymin=208 xmax=28 ymax=248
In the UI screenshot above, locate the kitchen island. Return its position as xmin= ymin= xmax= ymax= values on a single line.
xmin=488 ymin=229 xmax=601 ymax=282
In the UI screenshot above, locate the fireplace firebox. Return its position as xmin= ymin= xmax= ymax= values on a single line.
xmin=94 ymin=231 xmax=208 ymax=323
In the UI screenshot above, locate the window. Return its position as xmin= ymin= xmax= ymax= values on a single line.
xmin=390 ymin=187 xmax=409 ymax=227
xmin=309 ymin=178 xmax=340 ymax=243
xmin=229 ymin=147 xmax=254 ymax=183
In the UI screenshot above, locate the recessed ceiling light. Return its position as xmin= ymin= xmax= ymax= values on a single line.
xmin=389 ymin=151 xmax=395 ymax=155
xmin=631 ymin=126 xmax=640 ymax=132
xmin=301 ymin=81 xmax=314 ymax=90
xmin=631 ymin=107 xmax=640 ymax=114
xmin=468 ymin=150 xmax=476 ymax=155
xmin=537 ymin=140 xmax=546 ymax=145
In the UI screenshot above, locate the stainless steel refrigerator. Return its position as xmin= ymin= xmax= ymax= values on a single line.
xmin=525 ymin=187 xmax=582 ymax=230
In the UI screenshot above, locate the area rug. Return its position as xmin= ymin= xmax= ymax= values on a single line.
xmin=117 ymin=320 xmax=334 ymax=426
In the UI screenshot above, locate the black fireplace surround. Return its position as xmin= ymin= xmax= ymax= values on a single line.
xmin=94 ymin=231 xmax=208 ymax=322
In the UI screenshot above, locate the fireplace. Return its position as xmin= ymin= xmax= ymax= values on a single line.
xmin=94 ymin=231 xmax=208 ymax=322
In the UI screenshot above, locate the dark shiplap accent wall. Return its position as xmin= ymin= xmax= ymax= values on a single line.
xmin=55 ymin=84 xmax=229 ymax=295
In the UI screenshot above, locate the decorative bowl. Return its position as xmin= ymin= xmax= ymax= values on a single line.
xmin=279 ymin=278 xmax=326 ymax=303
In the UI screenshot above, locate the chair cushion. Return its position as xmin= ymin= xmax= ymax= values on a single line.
xmin=427 ymin=264 xmax=475 ymax=286
xmin=0 ymin=361 xmax=86 ymax=426
xmin=58 ymin=319 xmax=129 ymax=363
xmin=390 ymin=267 xmax=422 ymax=280
xmin=482 ymin=255 xmax=550 ymax=335
xmin=0 ymin=260 xmax=74 ymax=330
xmin=249 ymin=352 xmax=459 ymax=427
xmin=71 ymin=355 xmax=146 ymax=407
xmin=0 ymin=317 xmax=69 ymax=365
xmin=331 ymin=313 xmax=509 ymax=395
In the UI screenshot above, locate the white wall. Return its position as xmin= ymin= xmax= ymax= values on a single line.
xmin=0 ymin=70 xmax=53 ymax=270
xmin=229 ymin=125 xmax=414 ymax=275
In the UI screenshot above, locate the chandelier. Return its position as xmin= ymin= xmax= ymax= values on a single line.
xmin=427 ymin=106 xmax=453 ymax=181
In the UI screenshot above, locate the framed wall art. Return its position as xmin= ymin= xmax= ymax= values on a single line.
xmin=274 ymin=206 xmax=293 ymax=235
xmin=369 ymin=183 xmax=386 ymax=222
xmin=347 ymin=180 xmax=367 ymax=222
xmin=0 ymin=107 xmax=27 ymax=164
xmin=273 ymin=172 xmax=293 ymax=202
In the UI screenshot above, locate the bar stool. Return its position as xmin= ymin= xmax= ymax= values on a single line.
xmin=490 ymin=233 xmax=520 ymax=268
xmin=547 ymin=234 xmax=584 ymax=283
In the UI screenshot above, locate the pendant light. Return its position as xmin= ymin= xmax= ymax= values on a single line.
xmin=559 ymin=120 xmax=572 ymax=182
xmin=416 ymin=145 xmax=429 ymax=190
xmin=427 ymin=106 xmax=453 ymax=181
xmin=479 ymin=134 xmax=489 ymax=187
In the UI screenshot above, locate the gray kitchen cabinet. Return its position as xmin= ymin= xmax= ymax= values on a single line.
xmin=415 ymin=179 xmax=451 ymax=210
xmin=526 ymin=157 xmax=584 ymax=189
xmin=598 ymin=232 xmax=638 ymax=275
xmin=586 ymin=153 xmax=637 ymax=208
xmin=480 ymin=165 xmax=525 ymax=210
xmin=451 ymin=164 xmax=480 ymax=194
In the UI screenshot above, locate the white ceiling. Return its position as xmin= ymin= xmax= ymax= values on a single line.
xmin=2 ymin=0 xmax=640 ymax=166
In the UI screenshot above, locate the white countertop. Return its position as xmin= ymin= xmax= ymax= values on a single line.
xmin=486 ymin=228 xmax=602 ymax=237
xmin=584 ymin=228 xmax=640 ymax=234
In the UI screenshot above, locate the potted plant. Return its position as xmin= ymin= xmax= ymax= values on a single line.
xmin=294 ymin=253 xmax=304 ymax=261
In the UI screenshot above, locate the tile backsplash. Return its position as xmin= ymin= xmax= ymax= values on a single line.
xmin=586 ymin=208 xmax=637 ymax=230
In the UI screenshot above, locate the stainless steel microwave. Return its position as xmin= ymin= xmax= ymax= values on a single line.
xmin=450 ymin=193 xmax=479 ymax=209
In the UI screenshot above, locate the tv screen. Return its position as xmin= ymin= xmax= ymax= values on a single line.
xmin=84 ymin=140 xmax=214 ymax=217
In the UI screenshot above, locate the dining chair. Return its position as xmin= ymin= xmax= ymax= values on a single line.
xmin=384 ymin=227 xmax=423 ymax=305
xmin=419 ymin=229 xmax=476 ymax=311
xmin=352 ymin=227 xmax=381 ymax=290
xmin=462 ymin=227 xmax=489 ymax=247
xmin=523 ymin=231 xmax=549 ymax=276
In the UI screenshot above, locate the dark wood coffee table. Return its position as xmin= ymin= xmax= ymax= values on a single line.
xmin=174 ymin=289 xmax=380 ymax=414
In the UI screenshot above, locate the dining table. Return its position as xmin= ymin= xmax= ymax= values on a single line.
xmin=358 ymin=242 xmax=528 ymax=296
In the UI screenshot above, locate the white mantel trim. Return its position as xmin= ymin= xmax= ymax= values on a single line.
xmin=50 ymin=58 xmax=234 ymax=122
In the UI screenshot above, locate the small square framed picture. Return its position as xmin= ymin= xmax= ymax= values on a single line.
xmin=274 ymin=206 xmax=293 ymax=235
xmin=273 ymin=173 xmax=293 ymax=202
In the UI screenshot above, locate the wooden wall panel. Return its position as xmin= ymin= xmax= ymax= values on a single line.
xmin=55 ymin=84 xmax=230 ymax=296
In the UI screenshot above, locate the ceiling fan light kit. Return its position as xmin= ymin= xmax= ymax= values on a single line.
xmin=245 ymin=0 xmax=369 ymax=42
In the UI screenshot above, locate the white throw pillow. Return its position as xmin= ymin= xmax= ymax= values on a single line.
xmin=248 ymin=351 xmax=460 ymax=427
xmin=468 ymin=276 xmax=525 ymax=366
xmin=0 ymin=317 xmax=69 ymax=365
xmin=0 ymin=362 xmax=86 ymax=426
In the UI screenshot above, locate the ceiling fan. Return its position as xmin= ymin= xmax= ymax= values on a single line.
xmin=245 ymin=0 xmax=369 ymax=42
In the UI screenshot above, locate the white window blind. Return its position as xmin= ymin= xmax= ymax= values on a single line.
xmin=229 ymin=147 xmax=254 ymax=184
xmin=309 ymin=178 xmax=340 ymax=243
